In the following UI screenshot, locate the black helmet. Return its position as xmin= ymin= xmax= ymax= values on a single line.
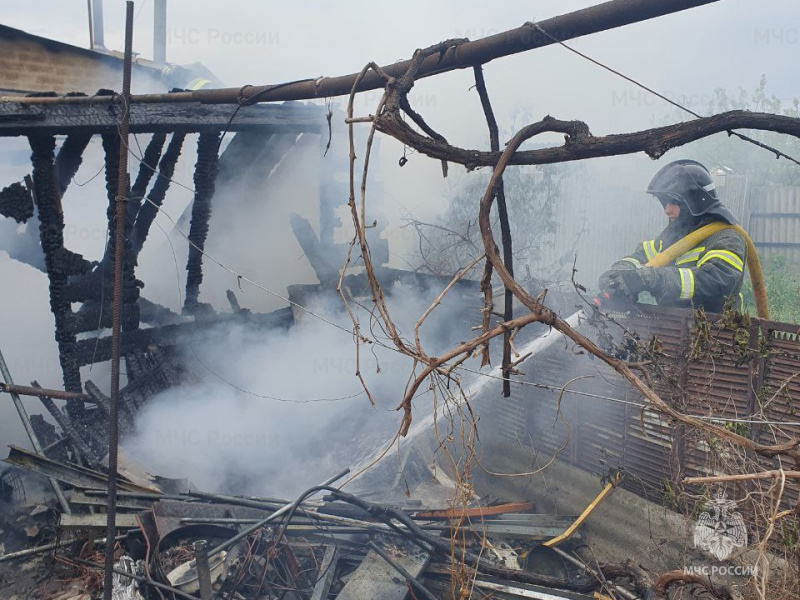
xmin=647 ymin=159 xmax=738 ymax=224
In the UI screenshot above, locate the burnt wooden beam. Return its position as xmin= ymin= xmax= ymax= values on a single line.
xmin=215 ymin=131 xmax=274 ymax=188
xmin=129 ymin=133 xmax=166 ymax=233
xmin=66 ymin=297 xmax=179 ymax=335
xmin=28 ymin=135 xmax=82 ymax=394
xmin=130 ymin=133 xmax=166 ymax=199
xmin=131 ymin=132 xmax=185 ymax=258
xmin=0 ymin=101 xmax=325 ymax=137
xmin=31 ymin=381 xmax=95 ymax=465
xmin=55 ymin=134 xmax=93 ymax=196
xmin=101 ymin=133 xmax=121 ymax=266
xmin=0 ymin=181 xmax=34 ymax=222
xmin=184 ymin=131 xmax=221 ymax=313
xmin=290 ymin=213 xmax=340 ymax=287
xmin=73 ymin=310 xmax=293 ymax=367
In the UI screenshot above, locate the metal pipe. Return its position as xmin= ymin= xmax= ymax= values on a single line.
xmin=104 ymin=4 xmax=134 ymax=600
xmin=193 ymin=540 xmax=213 ymax=600
xmin=153 ymin=0 xmax=167 ymax=63
xmin=87 ymin=0 xmax=94 ymax=50
xmin=186 ymin=490 xmax=297 ymax=510
xmin=207 ymin=468 xmax=349 ymax=558
xmin=1 ymin=383 xmax=91 ymax=402
xmin=90 ymin=0 xmax=106 ymax=50
xmin=0 ymin=348 xmax=71 ymax=513
xmin=1 ymin=0 xmax=721 ymax=106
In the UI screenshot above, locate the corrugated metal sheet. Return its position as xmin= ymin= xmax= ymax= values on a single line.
xmin=748 ymin=185 xmax=800 ymax=265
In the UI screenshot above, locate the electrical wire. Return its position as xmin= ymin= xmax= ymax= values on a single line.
xmin=71 ymin=161 xmax=106 ymax=187
xmin=531 ymin=21 xmax=800 ymax=167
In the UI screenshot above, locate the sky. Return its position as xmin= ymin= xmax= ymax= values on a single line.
xmin=0 ymin=0 xmax=798 ymax=468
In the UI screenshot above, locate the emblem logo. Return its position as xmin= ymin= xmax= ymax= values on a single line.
xmin=693 ymin=489 xmax=747 ymax=560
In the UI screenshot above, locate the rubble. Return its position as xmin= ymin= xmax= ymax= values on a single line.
xmin=0 ymin=411 xmax=632 ymax=599
xmin=0 ymin=461 xmax=621 ymax=600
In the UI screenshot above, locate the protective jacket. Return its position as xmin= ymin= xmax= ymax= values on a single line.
xmin=604 ymin=215 xmax=747 ymax=314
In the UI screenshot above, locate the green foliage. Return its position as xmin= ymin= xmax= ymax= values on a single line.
xmin=661 ymin=479 xmax=679 ymax=509
xmin=781 ymin=518 xmax=799 ymax=551
xmin=724 ymin=421 xmax=750 ymax=437
xmin=667 ymin=76 xmax=800 ymax=186
xmin=743 ymin=255 xmax=800 ymax=324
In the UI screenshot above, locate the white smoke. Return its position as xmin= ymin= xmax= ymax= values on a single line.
xmin=122 ymin=280 xmax=480 ymax=497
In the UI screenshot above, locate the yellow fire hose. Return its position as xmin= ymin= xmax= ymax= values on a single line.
xmin=543 ymin=471 xmax=622 ymax=548
xmin=644 ymin=222 xmax=769 ymax=319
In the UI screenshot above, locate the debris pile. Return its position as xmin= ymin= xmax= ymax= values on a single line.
xmin=1 ymin=456 xmax=647 ymax=600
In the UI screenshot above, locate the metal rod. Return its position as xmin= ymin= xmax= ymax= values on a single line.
xmin=104 ymin=4 xmax=134 ymax=600
xmin=208 ymin=468 xmax=349 ymax=558
xmin=1 ymin=0 xmax=721 ymax=106
xmin=0 ymin=347 xmax=70 ymax=513
xmin=194 ymin=540 xmax=213 ymax=600
xmin=367 ymin=540 xmax=438 ymax=600
xmin=0 ymin=383 xmax=91 ymax=402
xmin=186 ymin=490 xmax=304 ymax=511
xmin=179 ymin=516 xmax=448 ymax=532
xmin=32 ymin=381 xmax=94 ymax=463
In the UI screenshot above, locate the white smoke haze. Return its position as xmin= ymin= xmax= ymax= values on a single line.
xmin=122 ymin=279 xmax=482 ymax=497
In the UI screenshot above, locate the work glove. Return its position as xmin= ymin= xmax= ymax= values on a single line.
xmin=598 ymin=268 xmax=629 ymax=297
xmin=607 ymin=267 xmax=660 ymax=299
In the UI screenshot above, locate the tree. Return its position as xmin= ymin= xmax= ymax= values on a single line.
xmin=403 ymin=108 xmax=578 ymax=284
xmin=672 ymin=76 xmax=800 ymax=185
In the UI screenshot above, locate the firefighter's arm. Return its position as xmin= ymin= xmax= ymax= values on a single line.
xmin=618 ymin=238 xmax=659 ymax=270
xmin=628 ymin=230 xmax=746 ymax=304
xmin=598 ymin=238 xmax=659 ymax=295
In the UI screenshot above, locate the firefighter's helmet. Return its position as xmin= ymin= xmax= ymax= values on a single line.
xmin=647 ymin=159 xmax=737 ymax=224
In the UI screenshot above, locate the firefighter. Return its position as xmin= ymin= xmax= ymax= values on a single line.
xmin=598 ymin=160 xmax=746 ymax=313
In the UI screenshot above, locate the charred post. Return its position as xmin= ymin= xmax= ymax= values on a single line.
xmin=184 ymin=131 xmax=221 ymax=314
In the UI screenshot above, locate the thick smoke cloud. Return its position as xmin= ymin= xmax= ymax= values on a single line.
xmin=122 ymin=282 xmax=480 ymax=497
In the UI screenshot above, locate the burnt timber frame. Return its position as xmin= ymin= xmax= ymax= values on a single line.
xmin=1 ymin=98 xmax=325 ymax=412
xmin=0 ymin=101 xmax=323 ymax=137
